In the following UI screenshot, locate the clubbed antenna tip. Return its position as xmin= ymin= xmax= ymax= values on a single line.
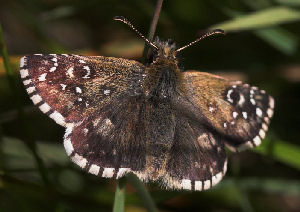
xmin=176 ymin=29 xmax=225 ymax=52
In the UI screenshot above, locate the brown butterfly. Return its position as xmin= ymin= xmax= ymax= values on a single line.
xmin=20 ymin=16 xmax=274 ymax=191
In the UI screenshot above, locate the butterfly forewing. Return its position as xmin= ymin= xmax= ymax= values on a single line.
xmin=180 ymin=71 xmax=274 ymax=152
xmin=20 ymin=54 xmax=146 ymax=126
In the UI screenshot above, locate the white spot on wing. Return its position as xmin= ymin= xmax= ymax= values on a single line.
xmin=71 ymin=153 xmax=87 ymax=168
xmin=52 ymin=58 xmax=57 ymax=62
xmin=238 ymin=94 xmax=245 ymax=106
xmin=63 ymin=124 xmax=74 ymax=156
xmin=209 ymin=107 xmax=214 ymax=112
xmin=117 ymin=168 xmax=131 ymax=178
xmin=250 ymin=98 xmax=256 ymax=105
xmin=212 ymin=172 xmax=223 ymax=186
xmin=23 ymin=79 xmax=32 ymax=85
xmin=64 ymin=123 xmax=74 ymax=138
xmin=49 ymin=111 xmax=66 ymax=126
xmin=223 ymin=161 xmax=228 ymax=175
xmin=262 ymin=123 xmax=268 ymax=131
xmin=104 ymin=90 xmax=110 ymax=95
xmin=30 ymin=94 xmax=42 ymax=104
xmin=20 ymin=57 xmax=26 ymax=68
xmin=237 ymin=141 xmax=254 ymax=151
xmin=20 ymin=69 xmax=29 ymax=78
xmin=233 ymin=111 xmax=238 ymax=119
xmin=79 ymin=59 xmax=86 ymax=63
xmin=26 ymin=86 xmax=36 ymax=94
xmin=253 ymin=136 xmax=261 ymax=146
xmin=264 ymin=117 xmax=270 ymax=124
xmin=83 ymin=128 xmax=88 ymax=136
xmin=98 ymin=119 xmax=114 ymax=136
xmin=89 ymin=164 xmax=100 ymax=175
xmin=49 ymin=67 xmax=56 ymax=72
xmin=242 ymin=111 xmax=248 ymax=119
xmin=203 ymin=180 xmax=211 ymax=190
xmin=269 ymin=97 xmax=275 ymax=109
xmin=102 ymin=168 xmax=115 ymax=178
xmin=227 ymin=89 xmax=234 ymax=103
xmin=76 ymin=87 xmax=82 ymax=93
xmin=60 ymin=84 xmax=67 ymax=90
xmin=64 ymin=138 xmax=73 ymax=156
xmin=39 ymin=103 xmax=51 ymax=113
xmin=194 ymin=181 xmax=203 ymax=191
xmin=38 ymin=73 xmax=47 ymax=81
xmin=181 ymin=179 xmax=192 ymax=190
xmin=256 ymin=107 xmax=263 ymax=117
xmin=259 ymin=129 xmax=266 ymax=139
xmin=67 ymin=67 xmax=74 ymax=78
xmin=267 ymin=108 xmax=273 ymax=118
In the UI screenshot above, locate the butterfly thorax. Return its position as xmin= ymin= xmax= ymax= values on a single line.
xmin=143 ymin=39 xmax=181 ymax=100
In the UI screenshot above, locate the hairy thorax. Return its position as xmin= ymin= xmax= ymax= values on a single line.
xmin=142 ymin=40 xmax=182 ymax=100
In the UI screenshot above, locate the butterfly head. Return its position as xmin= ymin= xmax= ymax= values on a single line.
xmin=151 ymin=38 xmax=178 ymax=62
xmin=113 ymin=16 xmax=225 ymax=62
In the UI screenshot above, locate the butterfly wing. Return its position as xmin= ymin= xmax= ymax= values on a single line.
xmin=178 ymin=71 xmax=274 ymax=152
xmin=20 ymin=54 xmax=148 ymax=178
xmin=63 ymin=95 xmax=148 ymax=179
xmin=20 ymin=54 xmax=145 ymax=126
xmin=164 ymin=113 xmax=227 ymax=191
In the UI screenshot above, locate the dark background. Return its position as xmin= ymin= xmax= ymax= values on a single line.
xmin=0 ymin=0 xmax=300 ymax=211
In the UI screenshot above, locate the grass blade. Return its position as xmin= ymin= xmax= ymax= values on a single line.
xmin=127 ymin=173 xmax=158 ymax=212
xmin=212 ymin=6 xmax=300 ymax=31
xmin=113 ymin=178 xmax=127 ymax=212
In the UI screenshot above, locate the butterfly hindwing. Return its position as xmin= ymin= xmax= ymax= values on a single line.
xmin=180 ymin=71 xmax=274 ymax=152
xmin=20 ymin=54 xmax=146 ymax=126
xmin=164 ymin=113 xmax=227 ymax=190
xmin=64 ymin=95 xmax=148 ymax=179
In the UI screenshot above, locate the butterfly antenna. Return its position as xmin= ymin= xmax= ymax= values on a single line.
xmin=113 ymin=16 xmax=158 ymax=50
xmin=176 ymin=29 xmax=225 ymax=52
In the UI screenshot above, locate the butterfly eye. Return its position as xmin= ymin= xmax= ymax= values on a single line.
xmin=146 ymin=49 xmax=158 ymax=64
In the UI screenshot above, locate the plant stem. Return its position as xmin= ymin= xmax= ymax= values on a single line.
xmin=127 ymin=173 xmax=158 ymax=212
xmin=141 ymin=0 xmax=164 ymax=63
xmin=113 ymin=177 xmax=127 ymax=212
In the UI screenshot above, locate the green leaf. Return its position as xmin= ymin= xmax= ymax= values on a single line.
xmin=275 ymin=0 xmax=300 ymax=6
xmin=254 ymin=138 xmax=300 ymax=170
xmin=254 ymin=27 xmax=298 ymax=55
xmin=212 ymin=6 xmax=300 ymax=31
xmin=222 ymin=178 xmax=300 ymax=195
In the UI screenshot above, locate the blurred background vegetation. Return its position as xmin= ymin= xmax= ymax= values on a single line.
xmin=1 ymin=0 xmax=300 ymax=211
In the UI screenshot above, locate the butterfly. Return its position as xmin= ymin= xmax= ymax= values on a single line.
xmin=20 ymin=17 xmax=274 ymax=191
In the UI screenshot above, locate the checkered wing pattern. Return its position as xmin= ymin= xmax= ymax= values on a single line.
xmin=20 ymin=54 xmax=145 ymax=126
xmin=20 ymin=54 xmax=148 ymax=179
xmin=180 ymin=72 xmax=274 ymax=152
